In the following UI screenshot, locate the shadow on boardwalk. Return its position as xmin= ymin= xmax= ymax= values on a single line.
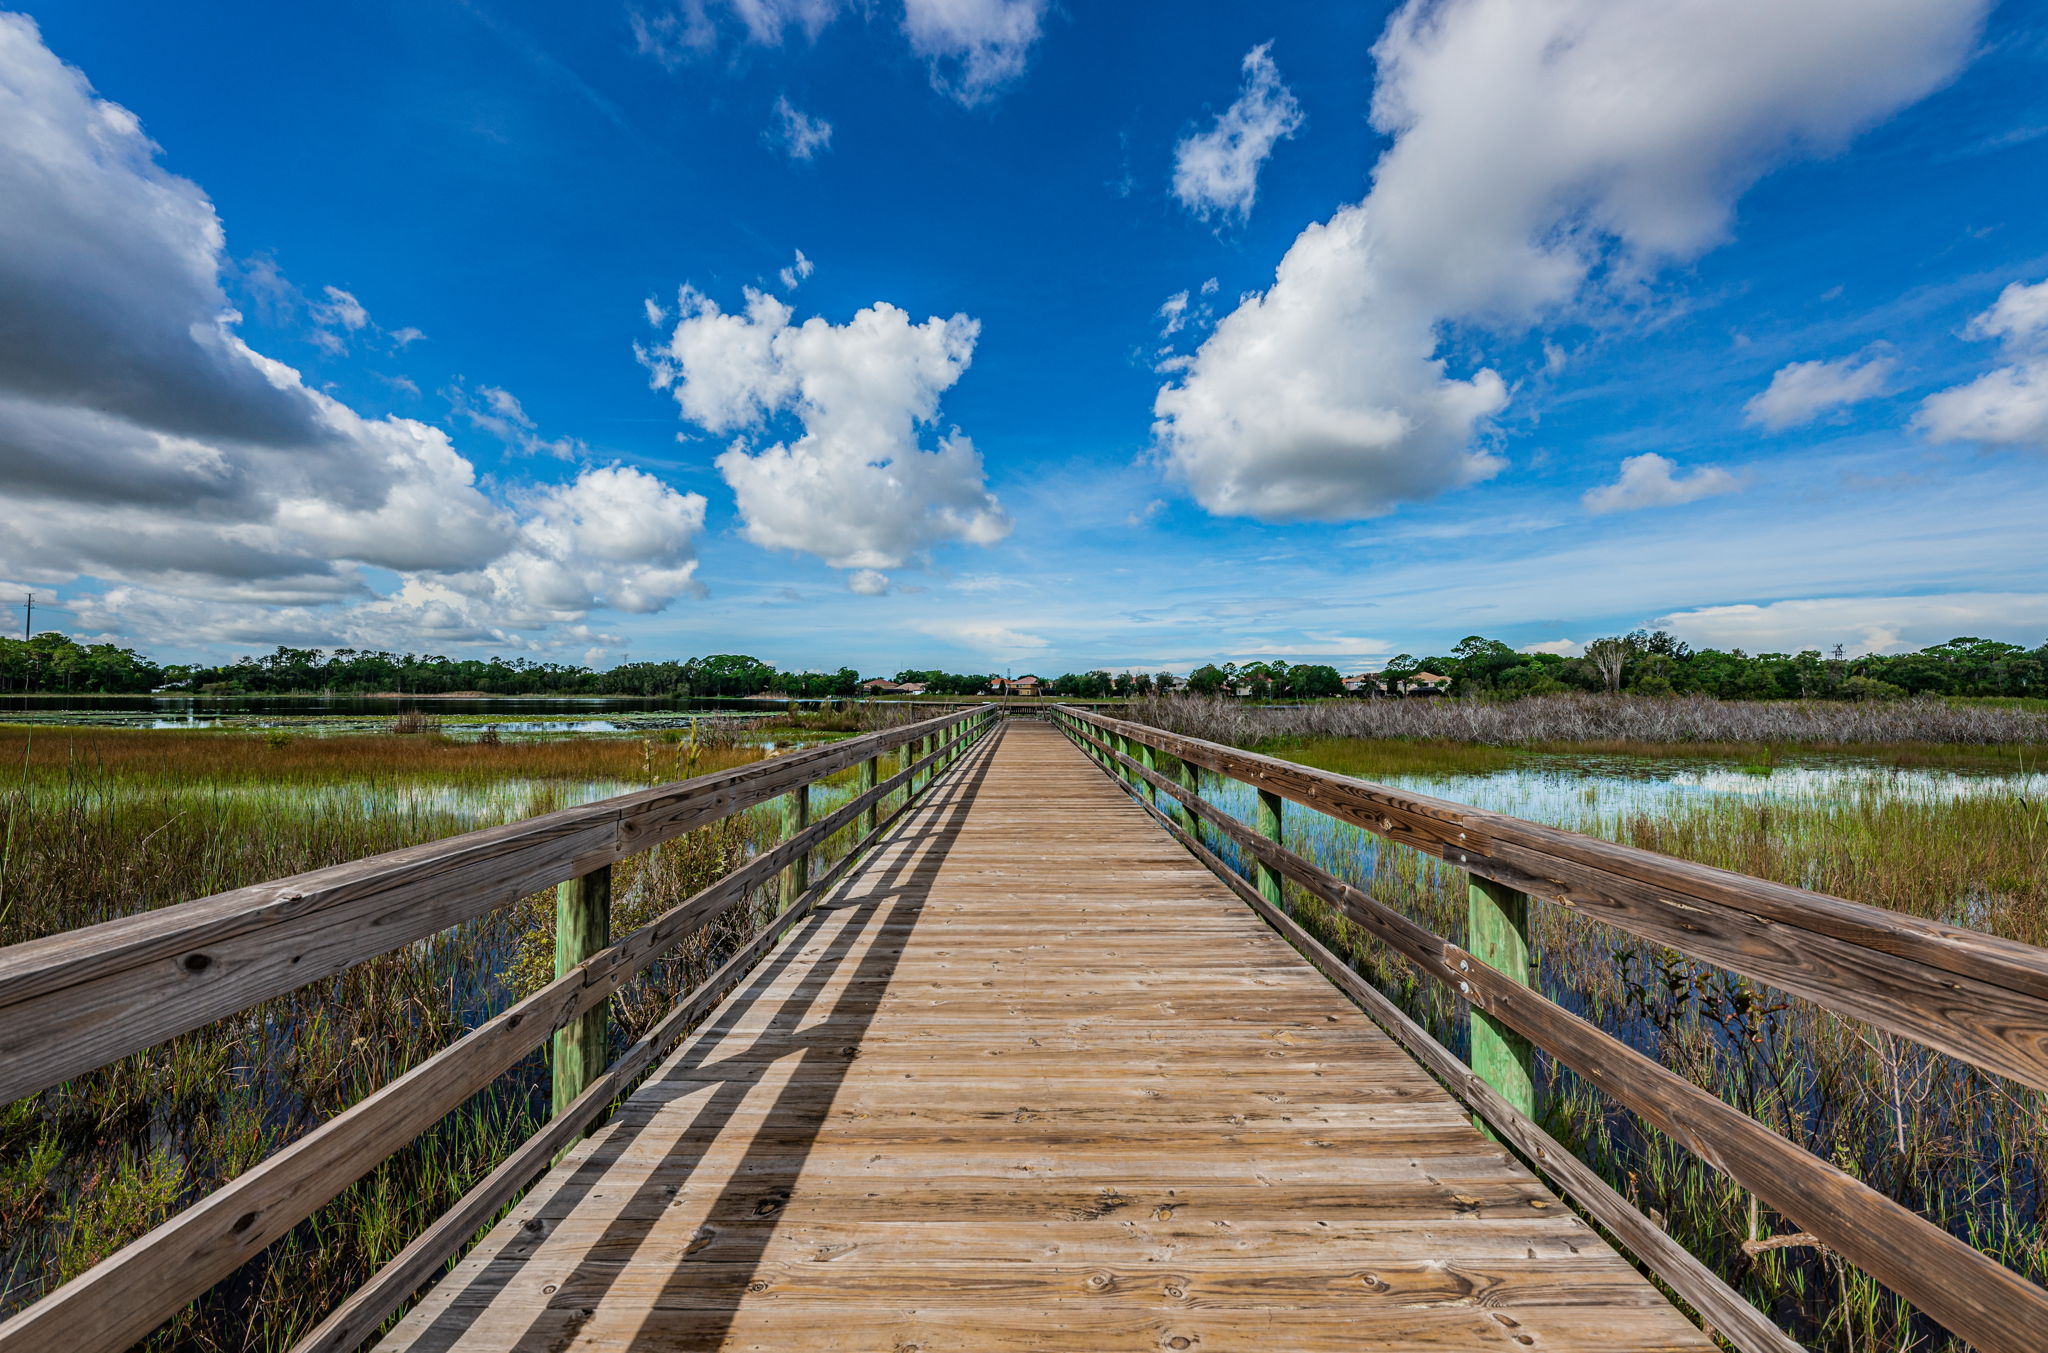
xmin=396 ymin=733 xmax=1001 ymax=1352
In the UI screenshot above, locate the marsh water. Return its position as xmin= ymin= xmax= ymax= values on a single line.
xmin=1203 ymin=747 xmax=2047 ymax=835
xmin=0 ymin=692 xmax=869 ymax=734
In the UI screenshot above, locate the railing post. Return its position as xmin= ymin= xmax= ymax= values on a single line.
xmin=551 ymin=864 xmax=611 ymax=1116
xmin=1253 ymin=788 xmax=1283 ymax=907
xmin=1468 ymin=876 xmax=1536 ymax=1122
xmin=780 ymin=784 xmax=810 ymax=912
xmin=859 ymin=754 xmax=878 ymax=840
xmin=1176 ymin=757 xmax=1198 ymax=843
xmin=1137 ymin=739 xmax=1157 ymax=807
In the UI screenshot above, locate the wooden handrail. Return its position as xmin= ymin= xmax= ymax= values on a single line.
xmin=0 ymin=707 xmax=997 ymax=1353
xmin=0 ymin=705 xmax=984 ymax=1105
xmin=1054 ymin=706 xmax=2048 ymax=1092
xmin=288 ymin=734 xmax=975 ymax=1353
xmin=1127 ymin=774 xmax=1803 ymax=1353
xmin=1051 ymin=707 xmax=2048 ymax=1353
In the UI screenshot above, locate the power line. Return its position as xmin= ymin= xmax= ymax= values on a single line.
xmin=16 ymin=592 xmax=77 ymax=641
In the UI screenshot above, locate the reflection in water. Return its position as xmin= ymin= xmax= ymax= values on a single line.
xmin=1213 ymin=753 xmax=2046 ymax=830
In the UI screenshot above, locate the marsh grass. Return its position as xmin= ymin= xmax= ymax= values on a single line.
xmin=1133 ymin=692 xmax=2048 ymax=752
xmin=0 ymin=725 xmax=788 ymax=1347
xmin=1269 ymin=731 xmax=2045 ymax=778
xmin=1167 ymin=738 xmax=2048 ymax=1352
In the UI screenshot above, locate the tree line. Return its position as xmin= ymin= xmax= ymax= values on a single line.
xmin=2 ymin=630 xmax=2043 ymax=700
xmin=0 ymin=637 xmax=858 ymax=698
xmin=1336 ymin=632 xmax=2047 ymax=700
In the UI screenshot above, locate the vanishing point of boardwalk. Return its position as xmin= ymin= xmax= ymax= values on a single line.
xmin=382 ymin=721 xmax=1709 ymax=1351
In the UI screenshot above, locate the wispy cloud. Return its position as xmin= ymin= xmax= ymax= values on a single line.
xmin=1171 ymin=42 xmax=1303 ymax=223
xmin=766 ymin=95 xmax=832 ymax=161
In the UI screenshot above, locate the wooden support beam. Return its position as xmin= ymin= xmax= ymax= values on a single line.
xmin=1254 ymin=787 xmax=1283 ymax=907
xmin=780 ymin=785 xmax=810 ymax=912
xmin=551 ymin=865 xmax=611 ymax=1116
xmin=1177 ymin=757 xmax=1199 ymax=844
xmin=859 ymin=755 xmax=878 ymax=842
xmin=1468 ymin=874 xmax=1535 ymax=1124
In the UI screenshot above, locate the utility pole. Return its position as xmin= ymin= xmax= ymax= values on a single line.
xmin=16 ymin=593 xmax=76 ymax=643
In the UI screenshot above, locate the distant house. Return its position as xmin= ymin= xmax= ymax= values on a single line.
xmin=1360 ymin=670 xmax=1450 ymax=696
xmin=860 ymin=679 xmax=906 ymax=695
xmin=896 ymin=682 xmax=929 ymax=695
xmin=988 ymin=674 xmax=1043 ymax=696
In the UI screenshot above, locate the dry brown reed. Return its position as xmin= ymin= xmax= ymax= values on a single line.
xmin=1131 ymin=693 xmax=2048 ymax=750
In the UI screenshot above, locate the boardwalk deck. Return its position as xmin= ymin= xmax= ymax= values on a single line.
xmin=381 ymin=720 xmax=1712 ymax=1351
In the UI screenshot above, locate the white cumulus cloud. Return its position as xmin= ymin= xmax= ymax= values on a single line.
xmin=1745 ymin=350 xmax=1895 ymax=430
xmin=1916 ymin=277 xmax=2048 ymax=449
xmin=1583 ymin=453 xmax=1743 ymax=514
xmin=1171 ymin=42 xmax=1304 ymax=224
xmin=0 ymin=15 xmax=705 ymax=651
xmin=1154 ymin=0 xmax=1986 ymax=522
xmin=641 ymin=284 xmax=1010 ymax=576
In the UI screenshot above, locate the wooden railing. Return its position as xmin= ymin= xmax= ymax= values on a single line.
xmin=1049 ymin=704 xmax=2048 ymax=1353
xmin=0 ymin=704 xmax=998 ymax=1352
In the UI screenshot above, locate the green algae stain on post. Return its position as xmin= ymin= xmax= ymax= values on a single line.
xmin=1254 ymin=787 xmax=1283 ymax=907
xmin=1467 ymin=874 xmax=1536 ymax=1124
xmin=551 ymin=864 xmax=611 ymax=1116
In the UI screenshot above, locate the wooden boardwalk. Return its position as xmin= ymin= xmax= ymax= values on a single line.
xmin=381 ymin=720 xmax=1711 ymax=1351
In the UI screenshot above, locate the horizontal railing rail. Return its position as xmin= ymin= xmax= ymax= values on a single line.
xmin=1060 ymin=712 xmax=2048 ymax=1090
xmin=0 ymin=705 xmax=999 ymax=1353
xmin=0 ymin=705 xmax=988 ymax=1105
xmin=1050 ymin=704 xmax=2048 ymax=1353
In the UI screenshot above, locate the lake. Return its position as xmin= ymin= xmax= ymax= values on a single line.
xmin=0 ymin=692 xmax=846 ymax=735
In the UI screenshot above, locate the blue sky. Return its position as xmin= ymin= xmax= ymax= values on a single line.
xmin=3 ymin=0 xmax=2046 ymax=675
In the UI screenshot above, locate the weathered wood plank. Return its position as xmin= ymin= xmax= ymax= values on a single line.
xmin=1064 ymin=717 xmax=2042 ymax=1353
xmin=0 ymin=716 xmax=999 ymax=1353
xmin=376 ymin=721 xmax=1711 ymax=1353
xmin=1118 ymin=772 xmax=1800 ymax=1353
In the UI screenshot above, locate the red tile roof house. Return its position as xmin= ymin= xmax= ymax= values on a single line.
xmin=989 ymin=675 xmax=1043 ymax=695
